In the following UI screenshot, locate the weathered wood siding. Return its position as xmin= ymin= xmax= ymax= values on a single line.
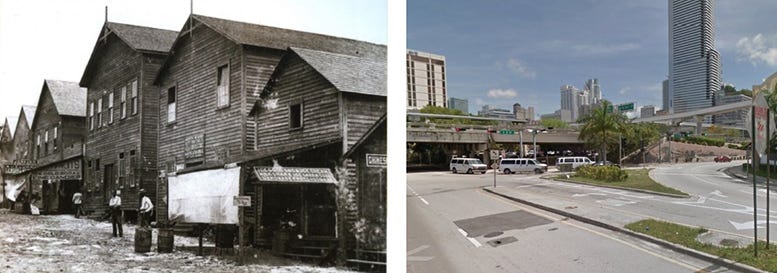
xmin=139 ymin=54 xmax=163 ymax=216
xmin=242 ymin=47 xmax=284 ymax=152
xmin=253 ymin=55 xmax=341 ymax=153
xmin=157 ymin=23 xmax=245 ymax=169
xmin=82 ymin=33 xmax=157 ymax=213
xmin=343 ymin=94 xmax=386 ymax=152
xmin=11 ymin=112 xmax=31 ymax=161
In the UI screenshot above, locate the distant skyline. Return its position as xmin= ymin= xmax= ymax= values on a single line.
xmin=0 ymin=0 xmax=387 ymax=119
xmin=408 ymin=0 xmax=777 ymax=117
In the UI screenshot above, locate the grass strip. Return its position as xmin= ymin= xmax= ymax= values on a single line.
xmin=625 ymin=219 xmax=777 ymax=272
xmin=557 ymin=168 xmax=688 ymax=196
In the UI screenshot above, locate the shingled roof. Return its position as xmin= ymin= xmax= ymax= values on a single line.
xmin=45 ymin=80 xmax=87 ymax=117
xmin=192 ymin=14 xmax=385 ymax=61
xmin=290 ymin=47 xmax=386 ymax=97
xmin=80 ymin=22 xmax=178 ymax=86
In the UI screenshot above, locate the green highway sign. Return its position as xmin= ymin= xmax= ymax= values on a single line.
xmin=499 ymin=130 xmax=515 ymax=135
xmin=618 ymin=102 xmax=635 ymax=112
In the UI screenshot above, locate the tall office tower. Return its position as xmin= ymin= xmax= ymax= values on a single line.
xmin=527 ymin=106 xmax=535 ymax=121
xmin=668 ymin=0 xmax=721 ymax=121
xmin=662 ymin=79 xmax=671 ymax=112
xmin=584 ymin=78 xmax=602 ymax=104
xmin=513 ymin=103 xmax=527 ymax=120
xmin=448 ymin=97 xmax=469 ymax=113
xmin=407 ymin=50 xmax=447 ymax=110
xmin=560 ymin=84 xmax=579 ymax=121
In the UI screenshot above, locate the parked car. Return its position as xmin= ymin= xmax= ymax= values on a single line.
xmin=557 ymin=156 xmax=594 ymax=169
xmin=714 ymin=155 xmax=732 ymax=162
xmin=449 ymin=158 xmax=488 ymax=174
xmin=498 ymin=158 xmax=548 ymax=174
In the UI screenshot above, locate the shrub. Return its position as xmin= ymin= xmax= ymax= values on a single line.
xmin=576 ymin=165 xmax=628 ymax=182
xmin=684 ymin=136 xmax=725 ymax=147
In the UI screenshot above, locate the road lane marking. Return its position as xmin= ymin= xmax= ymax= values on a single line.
xmin=407 ymin=185 xmax=430 ymax=205
xmin=456 ymin=228 xmax=482 ymax=248
xmin=407 ymin=245 xmax=434 ymax=262
xmin=480 ymin=189 xmax=702 ymax=272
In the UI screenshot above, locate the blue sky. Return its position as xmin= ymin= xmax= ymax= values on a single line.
xmin=408 ymin=0 xmax=777 ymax=117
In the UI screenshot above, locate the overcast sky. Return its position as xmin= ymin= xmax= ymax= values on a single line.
xmin=0 ymin=0 xmax=387 ymax=120
xmin=408 ymin=0 xmax=777 ymax=117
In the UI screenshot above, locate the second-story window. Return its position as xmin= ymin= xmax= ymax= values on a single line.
xmin=53 ymin=126 xmax=58 ymax=151
xmin=108 ymin=93 xmax=114 ymax=124
xmin=36 ymin=134 xmax=40 ymax=158
xmin=89 ymin=101 xmax=94 ymax=131
xmin=97 ymin=97 xmax=103 ymax=128
xmin=289 ymin=102 xmax=303 ymax=130
xmin=44 ymin=130 xmax=49 ymax=155
xmin=120 ymin=86 xmax=127 ymax=119
xmin=167 ymin=86 xmax=176 ymax=123
xmin=118 ymin=152 xmax=126 ymax=187
xmin=216 ymin=65 xmax=229 ymax=108
xmin=131 ymin=80 xmax=138 ymax=115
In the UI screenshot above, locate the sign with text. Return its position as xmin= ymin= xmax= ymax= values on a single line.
xmin=3 ymin=159 xmax=37 ymax=175
xmin=184 ymin=134 xmax=205 ymax=162
xmin=366 ymin=154 xmax=387 ymax=167
xmin=233 ymin=196 xmax=251 ymax=207
xmin=253 ymin=167 xmax=337 ymax=184
xmin=33 ymin=160 xmax=81 ymax=180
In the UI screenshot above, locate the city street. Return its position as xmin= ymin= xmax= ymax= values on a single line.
xmin=406 ymin=163 xmax=760 ymax=272
xmin=0 ymin=210 xmax=355 ymax=273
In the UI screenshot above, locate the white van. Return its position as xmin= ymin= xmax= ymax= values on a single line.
xmin=499 ymin=158 xmax=548 ymax=174
xmin=449 ymin=158 xmax=487 ymax=174
xmin=556 ymin=156 xmax=594 ymax=169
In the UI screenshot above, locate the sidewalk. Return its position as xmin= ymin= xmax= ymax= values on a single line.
xmin=482 ymin=185 xmax=766 ymax=273
xmin=725 ymin=164 xmax=777 ymax=187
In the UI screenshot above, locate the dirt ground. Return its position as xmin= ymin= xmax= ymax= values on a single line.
xmin=0 ymin=209 xmax=358 ymax=273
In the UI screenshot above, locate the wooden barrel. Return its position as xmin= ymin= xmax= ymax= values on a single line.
xmin=157 ymin=228 xmax=174 ymax=253
xmin=134 ymin=227 xmax=152 ymax=253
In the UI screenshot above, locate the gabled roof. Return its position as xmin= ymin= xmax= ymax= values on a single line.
xmin=344 ymin=113 xmax=387 ymax=158
xmin=6 ymin=116 xmax=18 ymax=138
xmin=156 ymin=14 xmax=386 ymax=84
xmin=43 ymin=80 xmax=87 ymax=117
xmin=290 ymin=47 xmax=386 ymax=97
xmin=80 ymin=21 xmax=178 ymax=86
xmin=21 ymin=105 xmax=36 ymax=128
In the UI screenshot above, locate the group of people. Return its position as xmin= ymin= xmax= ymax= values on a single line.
xmin=71 ymin=188 xmax=154 ymax=238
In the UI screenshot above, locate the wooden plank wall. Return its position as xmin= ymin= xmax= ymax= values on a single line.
xmin=242 ymin=47 xmax=284 ymax=152
xmin=344 ymin=94 xmax=386 ymax=151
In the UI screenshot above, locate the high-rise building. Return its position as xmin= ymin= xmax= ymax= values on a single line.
xmin=407 ymin=50 xmax=447 ymax=110
xmin=513 ymin=103 xmax=527 ymax=120
xmin=560 ymin=84 xmax=579 ymax=121
xmin=641 ymin=105 xmax=656 ymax=118
xmin=527 ymin=106 xmax=535 ymax=121
xmin=668 ymin=0 xmax=721 ymax=121
xmin=662 ymin=79 xmax=671 ymax=112
xmin=448 ymin=97 xmax=468 ymax=114
xmin=584 ymin=78 xmax=602 ymax=104
xmin=714 ymin=94 xmax=751 ymax=128
xmin=478 ymin=105 xmax=514 ymax=119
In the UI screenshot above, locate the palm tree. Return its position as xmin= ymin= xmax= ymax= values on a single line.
xmin=578 ymin=101 xmax=627 ymax=162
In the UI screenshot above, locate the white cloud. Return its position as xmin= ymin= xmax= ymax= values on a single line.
xmin=618 ymin=87 xmax=631 ymax=95
xmin=474 ymin=98 xmax=485 ymax=106
xmin=505 ymin=58 xmax=537 ymax=79
xmin=487 ymin=88 xmax=518 ymax=99
xmin=736 ymin=33 xmax=777 ymax=66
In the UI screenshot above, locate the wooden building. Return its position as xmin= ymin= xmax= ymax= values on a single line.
xmin=79 ymin=21 xmax=177 ymax=218
xmin=2 ymin=106 xmax=36 ymax=211
xmin=155 ymin=15 xmax=386 ymax=260
xmin=26 ymin=80 xmax=87 ymax=214
xmin=244 ymin=47 xmax=386 ymax=263
xmin=0 ymin=117 xmax=15 ymax=159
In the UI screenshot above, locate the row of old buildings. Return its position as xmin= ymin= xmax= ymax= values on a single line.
xmin=0 ymin=14 xmax=387 ymax=264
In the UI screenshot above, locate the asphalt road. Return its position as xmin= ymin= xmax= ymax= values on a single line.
xmin=407 ymin=170 xmax=739 ymax=273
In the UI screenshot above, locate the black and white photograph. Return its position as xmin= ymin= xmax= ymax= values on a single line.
xmin=0 ymin=0 xmax=389 ymax=272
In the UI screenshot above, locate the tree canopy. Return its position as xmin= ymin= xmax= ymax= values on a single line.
xmin=578 ymin=100 xmax=628 ymax=162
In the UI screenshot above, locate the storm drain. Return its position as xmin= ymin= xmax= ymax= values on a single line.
xmin=486 ymin=236 xmax=518 ymax=247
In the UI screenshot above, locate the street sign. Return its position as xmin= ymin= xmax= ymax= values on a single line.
xmin=747 ymin=92 xmax=772 ymax=155
xmin=233 ymin=196 xmax=251 ymax=207
xmin=366 ymin=154 xmax=387 ymax=167
xmin=618 ymin=102 xmax=635 ymax=112
xmin=498 ymin=130 xmax=515 ymax=135
xmin=489 ymin=150 xmax=499 ymax=159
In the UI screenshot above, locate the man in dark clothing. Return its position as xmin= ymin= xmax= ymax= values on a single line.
xmin=72 ymin=190 xmax=83 ymax=218
xmin=109 ymin=190 xmax=123 ymax=237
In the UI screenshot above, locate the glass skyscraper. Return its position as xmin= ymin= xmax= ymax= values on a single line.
xmin=668 ymin=0 xmax=721 ymax=119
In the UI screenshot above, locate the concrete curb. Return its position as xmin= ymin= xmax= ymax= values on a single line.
xmin=544 ymin=175 xmax=689 ymax=199
xmin=482 ymin=188 xmax=767 ymax=273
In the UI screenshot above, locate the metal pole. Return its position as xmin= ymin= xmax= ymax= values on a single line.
xmin=519 ymin=131 xmax=524 ymax=158
xmin=619 ymin=134 xmax=622 ymax=167
xmin=752 ymin=106 xmax=758 ymax=256
xmin=768 ymin=108 xmax=771 ymax=249
xmin=532 ymin=132 xmax=537 ymax=160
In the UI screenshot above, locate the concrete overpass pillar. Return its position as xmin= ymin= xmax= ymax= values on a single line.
xmin=695 ymin=115 xmax=703 ymax=135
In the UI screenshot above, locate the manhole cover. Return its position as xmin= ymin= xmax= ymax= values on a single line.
xmin=484 ymin=231 xmax=503 ymax=238
xmin=486 ymin=236 xmax=518 ymax=247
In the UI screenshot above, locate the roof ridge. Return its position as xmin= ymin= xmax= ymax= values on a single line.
xmin=106 ymin=21 xmax=178 ymax=33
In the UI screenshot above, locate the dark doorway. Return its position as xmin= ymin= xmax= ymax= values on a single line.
xmin=57 ymin=180 xmax=80 ymax=214
xmin=103 ymin=164 xmax=115 ymax=201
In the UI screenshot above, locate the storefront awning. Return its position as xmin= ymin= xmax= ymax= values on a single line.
xmin=253 ymin=167 xmax=338 ymax=184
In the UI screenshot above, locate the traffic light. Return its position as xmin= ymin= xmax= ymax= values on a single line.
xmin=487 ymin=129 xmax=497 ymax=134
xmin=455 ymin=128 xmax=467 ymax=132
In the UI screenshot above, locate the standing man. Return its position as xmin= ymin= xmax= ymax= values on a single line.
xmin=139 ymin=190 xmax=154 ymax=228
xmin=109 ymin=190 xmax=123 ymax=237
xmin=72 ymin=189 xmax=83 ymax=218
